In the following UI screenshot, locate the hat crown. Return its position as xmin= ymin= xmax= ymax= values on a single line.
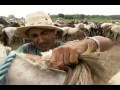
xmin=14 ymin=11 xmax=63 ymax=39
xmin=25 ymin=11 xmax=53 ymax=26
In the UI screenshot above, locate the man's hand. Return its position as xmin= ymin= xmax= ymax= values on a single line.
xmin=50 ymin=41 xmax=88 ymax=70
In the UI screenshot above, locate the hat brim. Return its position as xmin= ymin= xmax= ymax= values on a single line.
xmin=14 ymin=25 xmax=63 ymax=39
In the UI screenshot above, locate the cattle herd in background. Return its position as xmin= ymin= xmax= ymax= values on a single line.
xmin=54 ymin=20 xmax=120 ymax=43
xmin=0 ymin=18 xmax=120 ymax=50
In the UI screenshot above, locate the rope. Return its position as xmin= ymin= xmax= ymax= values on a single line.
xmin=0 ymin=51 xmax=16 ymax=85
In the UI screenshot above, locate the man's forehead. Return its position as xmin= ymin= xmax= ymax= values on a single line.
xmin=28 ymin=27 xmax=55 ymax=33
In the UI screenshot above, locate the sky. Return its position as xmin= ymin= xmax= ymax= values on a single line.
xmin=0 ymin=5 xmax=120 ymax=18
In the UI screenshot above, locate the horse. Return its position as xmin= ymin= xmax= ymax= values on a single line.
xmin=0 ymin=22 xmax=25 ymax=47
xmin=0 ymin=42 xmax=108 ymax=85
xmin=1 ymin=27 xmax=17 ymax=46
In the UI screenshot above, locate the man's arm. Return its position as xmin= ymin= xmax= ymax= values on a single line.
xmin=50 ymin=36 xmax=113 ymax=70
xmin=83 ymin=36 xmax=113 ymax=52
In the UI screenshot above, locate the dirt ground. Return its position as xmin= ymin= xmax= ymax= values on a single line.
xmin=10 ymin=40 xmax=120 ymax=84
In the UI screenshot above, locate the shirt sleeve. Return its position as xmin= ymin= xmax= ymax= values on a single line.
xmin=16 ymin=45 xmax=27 ymax=53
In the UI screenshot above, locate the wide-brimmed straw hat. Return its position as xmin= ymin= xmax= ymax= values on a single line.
xmin=14 ymin=11 xmax=63 ymax=39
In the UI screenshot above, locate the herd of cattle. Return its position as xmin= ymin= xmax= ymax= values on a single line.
xmin=54 ymin=20 xmax=120 ymax=43
xmin=0 ymin=20 xmax=120 ymax=49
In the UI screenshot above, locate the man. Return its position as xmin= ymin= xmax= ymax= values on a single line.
xmin=14 ymin=11 xmax=113 ymax=70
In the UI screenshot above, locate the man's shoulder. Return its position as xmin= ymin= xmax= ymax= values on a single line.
xmin=19 ymin=43 xmax=35 ymax=50
xmin=16 ymin=43 xmax=36 ymax=53
xmin=22 ymin=43 xmax=33 ymax=47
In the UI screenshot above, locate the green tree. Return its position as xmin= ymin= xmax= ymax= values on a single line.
xmin=7 ymin=15 xmax=16 ymax=22
xmin=79 ymin=14 xmax=85 ymax=19
xmin=58 ymin=13 xmax=64 ymax=18
xmin=8 ymin=15 xmax=15 ymax=19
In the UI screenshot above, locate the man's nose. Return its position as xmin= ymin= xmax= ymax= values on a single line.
xmin=38 ymin=36 xmax=44 ymax=42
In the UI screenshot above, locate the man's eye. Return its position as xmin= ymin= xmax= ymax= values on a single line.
xmin=42 ymin=31 xmax=49 ymax=34
xmin=30 ymin=34 xmax=38 ymax=38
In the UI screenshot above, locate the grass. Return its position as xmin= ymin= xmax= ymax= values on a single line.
xmin=52 ymin=18 xmax=120 ymax=23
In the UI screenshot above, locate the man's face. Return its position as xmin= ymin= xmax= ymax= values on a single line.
xmin=27 ymin=27 xmax=56 ymax=51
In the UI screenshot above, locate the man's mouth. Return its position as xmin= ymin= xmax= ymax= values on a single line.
xmin=39 ymin=43 xmax=49 ymax=48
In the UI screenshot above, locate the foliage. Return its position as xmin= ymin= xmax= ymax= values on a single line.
xmin=51 ymin=14 xmax=120 ymax=23
xmin=1 ymin=14 xmax=120 ymax=24
xmin=58 ymin=13 xmax=64 ymax=18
